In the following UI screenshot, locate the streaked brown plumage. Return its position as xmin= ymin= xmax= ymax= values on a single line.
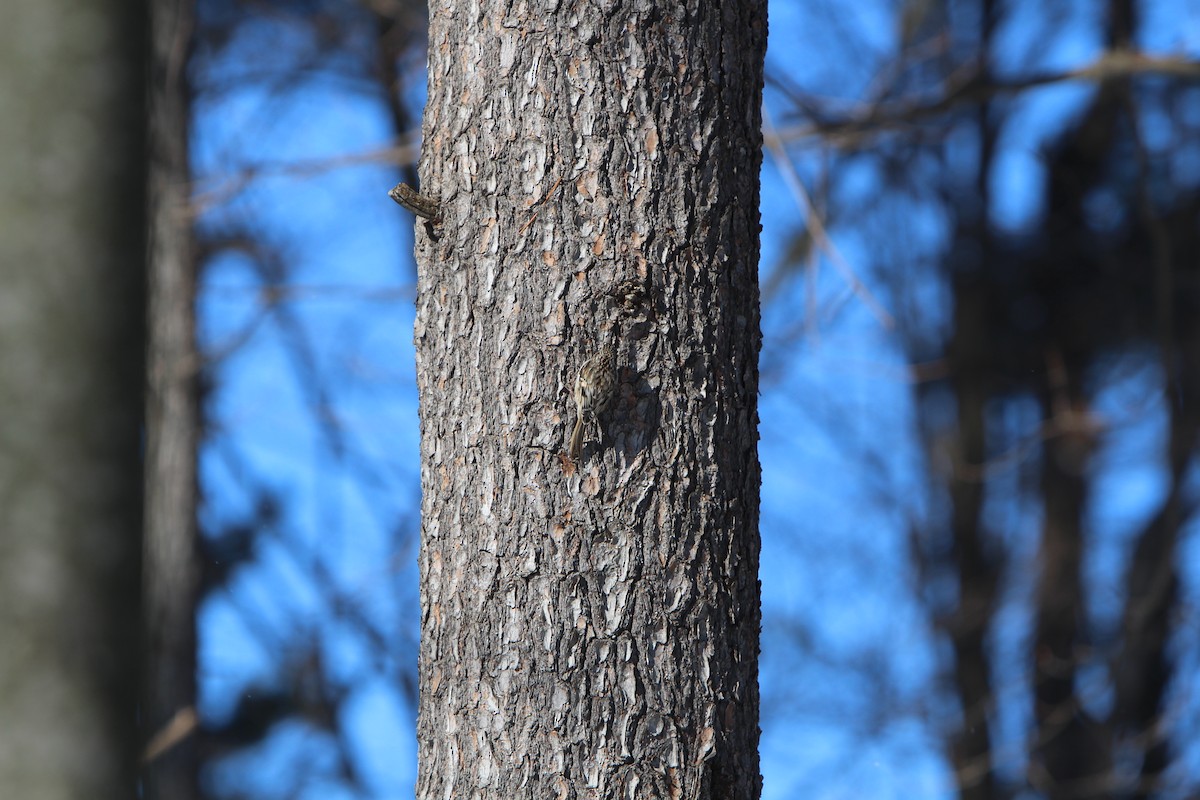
xmin=569 ymin=343 xmax=618 ymax=460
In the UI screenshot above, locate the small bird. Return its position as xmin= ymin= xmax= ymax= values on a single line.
xmin=569 ymin=342 xmax=619 ymax=460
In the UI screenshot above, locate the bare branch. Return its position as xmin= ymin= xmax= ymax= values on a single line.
xmin=776 ymin=50 xmax=1200 ymax=148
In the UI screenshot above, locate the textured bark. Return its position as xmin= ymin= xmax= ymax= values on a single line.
xmin=412 ymin=3 xmax=765 ymax=799
xmin=0 ymin=0 xmax=146 ymax=796
xmin=142 ymin=0 xmax=199 ymax=796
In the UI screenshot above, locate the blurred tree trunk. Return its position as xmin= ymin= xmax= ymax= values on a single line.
xmin=940 ymin=5 xmax=1002 ymax=791
xmin=412 ymin=3 xmax=766 ymax=799
xmin=142 ymin=0 xmax=199 ymax=796
xmin=941 ymin=277 xmax=1001 ymax=800
xmin=916 ymin=1 xmax=1195 ymax=795
xmin=0 ymin=0 xmax=147 ymax=796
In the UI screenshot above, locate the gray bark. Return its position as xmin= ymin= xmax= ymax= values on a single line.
xmin=142 ymin=0 xmax=199 ymax=796
xmin=413 ymin=3 xmax=766 ymax=799
xmin=0 ymin=0 xmax=146 ymax=796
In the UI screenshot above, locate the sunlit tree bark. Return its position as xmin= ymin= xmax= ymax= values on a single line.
xmin=412 ymin=3 xmax=766 ymax=798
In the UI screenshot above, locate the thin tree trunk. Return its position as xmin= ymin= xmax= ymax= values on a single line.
xmin=142 ymin=0 xmax=199 ymax=795
xmin=0 ymin=0 xmax=146 ymax=795
xmin=412 ymin=3 xmax=766 ymax=799
xmin=943 ymin=285 xmax=1000 ymax=800
xmin=1030 ymin=366 xmax=1110 ymax=794
xmin=944 ymin=8 xmax=1002 ymax=790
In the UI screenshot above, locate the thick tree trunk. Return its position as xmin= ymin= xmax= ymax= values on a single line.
xmin=412 ymin=3 xmax=766 ymax=799
xmin=142 ymin=0 xmax=199 ymax=796
xmin=0 ymin=0 xmax=146 ymax=796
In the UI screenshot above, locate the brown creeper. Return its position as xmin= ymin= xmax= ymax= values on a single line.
xmin=569 ymin=342 xmax=618 ymax=460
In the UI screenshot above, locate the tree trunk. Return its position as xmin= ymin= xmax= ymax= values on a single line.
xmin=0 ymin=0 xmax=146 ymax=796
xmin=412 ymin=3 xmax=766 ymax=799
xmin=142 ymin=0 xmax=199 ymax=796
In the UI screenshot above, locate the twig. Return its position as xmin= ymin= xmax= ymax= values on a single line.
xmin=763 ymin=107 xmax=895 ymax=329
xmin=389 ymin=182 xmax=442 ymax=223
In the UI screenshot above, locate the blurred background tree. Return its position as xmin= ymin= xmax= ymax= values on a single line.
xmin=140 ymin=0 xmax=1200 ymax=798
xmin=0 ymin=0 xmax=146 ymax=796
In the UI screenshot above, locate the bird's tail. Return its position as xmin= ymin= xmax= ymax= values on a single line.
xmin=568 ymin=418 xmax=584 ymax=460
